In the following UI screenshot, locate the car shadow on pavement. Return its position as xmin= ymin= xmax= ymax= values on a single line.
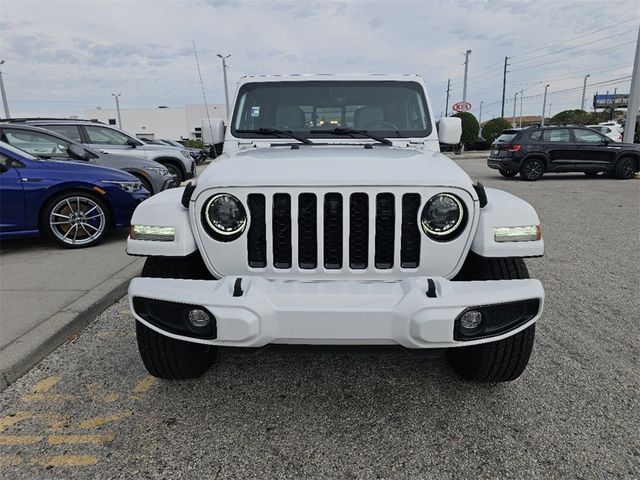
xmin=0 ymin=230 xmax=129 ymax=255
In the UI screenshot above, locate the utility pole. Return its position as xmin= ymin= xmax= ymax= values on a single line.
xmin=580 ymin=74 xmax=591 ymax=111
xmin=0 ymin=61 xmax=10 ymax=118
xmin=217 ymin=54 xmax=231 ymax=121
xmin=445 ymin=78 xmax=451 ymax=116
xmin=519 ymin=89 xmax=524 ymax=127
xmin=501 ymin=56 xmax=510 ymax=118
xmin=541 ymin=84 xmax=550 ymax=126
xmin=478 ymin=101 xmax=483 ymax=125
xmin=462 ymin=50 xmax=471 ymax=112
xmin=111 ymin=93 xmax=122 ymax=128
xmin=611 ymin=88 xmax=617 ymax=120
xmin=512 ymin=92 xmax=518 ymax=127
xmin=624 ymin=26 xmax=640 ymax=145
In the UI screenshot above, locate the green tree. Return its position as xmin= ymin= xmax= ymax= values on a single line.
xmin=481 ymin=118 xmax=512 ymax=144
xmin=452 ymin=112 xmax=480 ymax=147
xmin=549 ymin=109 xmax=592 ymax=125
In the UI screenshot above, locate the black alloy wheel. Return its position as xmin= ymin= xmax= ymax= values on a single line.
xmin=520 ymin=158 xmax=544 ymax=181
xmin=614 ymin=157 xmax=637 ymax=180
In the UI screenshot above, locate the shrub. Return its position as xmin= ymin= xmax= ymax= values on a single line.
xmin=451 ymin=112 xmax=480 ymax=147
xmin=481 ymin=118 xmax=513 ymax=144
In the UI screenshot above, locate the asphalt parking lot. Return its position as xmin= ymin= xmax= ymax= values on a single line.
xmin=0 ymin=157 xmax=638 ymax=479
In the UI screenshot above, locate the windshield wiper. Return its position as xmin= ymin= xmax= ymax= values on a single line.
xmin=237 ymin=128 xmax=313 ymax=145
xmin=310 ymin=127 xmax=393 ymax=146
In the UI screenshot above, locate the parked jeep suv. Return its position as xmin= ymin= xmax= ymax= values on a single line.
xmin=126 ymin=74 xmax=546 ymax=384
xmin=7 ymin=119 xmax=196 ymax=182
xmin=488 ymin=126 xmax=639 ymax=181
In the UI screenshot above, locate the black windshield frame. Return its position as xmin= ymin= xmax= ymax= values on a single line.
xmin=231 ymin=80 xmax=432 ymax=140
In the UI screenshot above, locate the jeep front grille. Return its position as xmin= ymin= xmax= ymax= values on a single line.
xmin=246 ymin=192 xmax=422 ymax=271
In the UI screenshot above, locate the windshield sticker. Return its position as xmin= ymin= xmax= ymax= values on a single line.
xmin=251 ymin=106 xmax=260 ymax=117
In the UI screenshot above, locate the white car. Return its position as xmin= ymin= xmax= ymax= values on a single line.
xmin=127 ymin=74 xmax=545 ymax=383
xmin=587 ymin=124 xmax=623 ymax=142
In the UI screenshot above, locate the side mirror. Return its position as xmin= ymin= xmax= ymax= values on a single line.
xmin=0 ymin=163 xmax=8 ymax=173
xmin=438 ymin=117 xmax=462 ymax=145
xmin=67 ymin=144 xmax=89 ymax=160
xmin=126 ymin=138 xmax=138 ymax=148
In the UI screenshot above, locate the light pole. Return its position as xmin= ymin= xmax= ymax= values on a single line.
xmin=541 ymin=84 xmax=550 ymax=126
xmin=217 ymin=54 xmax=231 ymax=120
xmin=462 ymin=50 xmax=471 ymax=112
xmin=478 ymin=101 xmax=483 ymax=125
xmin=580 ymin=74 xmax=591 ymax=111
xmin=519 ymin=89 xmax=524 ymax=127
xmin=111 ymin=93 xmax=122 ymax=128
xmin=512 ymin=92 xmax=518 ymax=127
xmin=0 ymin=61 xmax=10 ymax=119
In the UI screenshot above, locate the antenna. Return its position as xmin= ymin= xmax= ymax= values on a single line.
xmin=192 ymin=40 xmax=216 ymax=157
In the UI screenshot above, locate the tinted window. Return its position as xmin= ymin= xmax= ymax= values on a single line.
xmin=1 ymin=128 xmax=70 ymax=157
xmin=496 ymin=133 xmax=518 ymax=142
xmin=84 ymin=125 xmax=132 ymax=145
xmin=574 ymin=129 xmax=604 ymax=143
xmin=41 ymin=125 xmax=82 ymax=142
xmin=232 ymin=81 xmax=431 ymax=138
xmin=529 ymin=130 xmax=542 ymax=141
xmin=542 ymin=129 xmax=570 ymax=142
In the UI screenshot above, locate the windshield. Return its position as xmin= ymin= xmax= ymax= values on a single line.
xmin=232 ymin=80 xmax=431 ymax=140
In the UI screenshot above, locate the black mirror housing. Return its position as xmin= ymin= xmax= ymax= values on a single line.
xmin=67 ymin=144 xmax=88 ymax=160
xmin=126 ymin=138 xmax=138 ymax=148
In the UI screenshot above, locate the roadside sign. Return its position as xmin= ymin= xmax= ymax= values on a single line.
xmin=452 ymin=101 xmax=472 ymax=112
xmin=593 ymin=93 xmax=629 ymax=109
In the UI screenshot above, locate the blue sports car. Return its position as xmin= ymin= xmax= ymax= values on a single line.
xmin=0 ymin=141 xmax=149 ymax=248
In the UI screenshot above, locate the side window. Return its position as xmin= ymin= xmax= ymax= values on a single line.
xmin=529 ymin=130 xmax=542 ymax=141
xmin=1 ymin=128 xmax=70 ymax=156
xmin=573 ymin=129 xmax=604 ymax=143
xmin=41 ymin=125 xmax=82 ymax=142
xmin=542 ymin=129 xmax=570 ymax=142
xmin=84 ymin=125 xmax=132 ymax=145
xmin=0 ymin=153 xmax=14 ymax=170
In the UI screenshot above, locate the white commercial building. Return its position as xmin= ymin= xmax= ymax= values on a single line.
xmin=84 ymin=104 xmax=227 ymax=141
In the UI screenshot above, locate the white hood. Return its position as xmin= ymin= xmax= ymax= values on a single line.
xmin=196 ymin=146 xmax=475 ymax=191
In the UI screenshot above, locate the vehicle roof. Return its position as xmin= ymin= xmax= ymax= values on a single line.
xmin=3 ymin=118 xmax=104 ymax=125
xmin=237 ymin=73 xmax=424 ymax=83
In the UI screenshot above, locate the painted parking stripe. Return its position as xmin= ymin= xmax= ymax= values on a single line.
xmin=48 ymin=433 xmax=114 ymax=444
xmin=0 ymin=435 xmax=43 ymax=445
xmin=80 ymin=411 xmax=132 ymax=429
xmin=33 ymin=455 xmax=99 ymax=467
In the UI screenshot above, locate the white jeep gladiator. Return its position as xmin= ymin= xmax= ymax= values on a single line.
xmin=127 ymin=74 xmax=544 ymax=383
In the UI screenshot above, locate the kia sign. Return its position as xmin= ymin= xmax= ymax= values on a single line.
xmin=452 ymin=101 xmax=472 ymax=112
xmin=593 ymin=93 xmax=629 ymax=109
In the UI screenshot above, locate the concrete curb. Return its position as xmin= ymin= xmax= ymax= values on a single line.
xmin=0 ymin=259 xmax=144 ymax=392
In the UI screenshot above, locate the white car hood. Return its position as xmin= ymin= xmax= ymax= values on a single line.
xmin=196 ymin=146 xmax=475 ymax=191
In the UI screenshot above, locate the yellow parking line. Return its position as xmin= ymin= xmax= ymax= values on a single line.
xmin=48 ymin=434 xmax=114 ymax=444
xmin=0 ymin=412 xmax=33 ymax=433
xmin=31 ymin=376 xmax=61 ymax=393
xmin=103 ymin=393 xmax=119 ymax=403
xmin=131 ymin=376 xmax=155 ymax=394
xmin=21 ymin=393 xmax=76 ymax=402
xmin=33 ymin=455 xmax=99 ymax=467
xmin=0 ymin=435 xmax=43 ymax=445
xmin=79 ymin=411 xmax=131 ymax=429
xmin=0 ymin=455 xmax=22 ymax=467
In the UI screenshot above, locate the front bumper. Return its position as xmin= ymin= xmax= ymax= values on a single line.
xmin=128 ymin=276 xmax=544 ymax=349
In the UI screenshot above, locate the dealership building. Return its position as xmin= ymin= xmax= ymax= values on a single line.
xmin=84 ymin=104 xmax=227 ymax=141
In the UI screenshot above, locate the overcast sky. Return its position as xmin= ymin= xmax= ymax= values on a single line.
xmin=0 ymin=0 xmax=638 ymax=120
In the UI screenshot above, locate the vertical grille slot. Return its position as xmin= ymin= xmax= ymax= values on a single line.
xmin=375 ymin=193 xmax=395 ymax=269
xmin=247 ymin=194 xmax=266 ymax=268
xmin=323 ymin=193 xmax=343 ymax=269
xmin=349 ymin=193 xmax=369 ymax=269
xmin=401 ymin=193 xmax=421 ymax=268
xmin=298 ymin=193 xmax=317 ymax=269
xmin=272 ymin=193 xmax=291 ymax=269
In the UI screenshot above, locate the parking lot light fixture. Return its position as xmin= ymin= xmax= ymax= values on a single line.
xmin=541 ymin=84 xmax=550 ymax=126
xmin=0 ymin=60 xmax=11 ymax=118
xmin=111 ymin=93 xmax=123 ymax=128
xmin=217 ymin=54 xmax=231 ymax=121
xmin=580 ymin=74 xmax=591 ymax=111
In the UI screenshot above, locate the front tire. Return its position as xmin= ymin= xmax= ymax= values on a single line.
xmin=161 ymin=162 xmax=184 ymax=183
xmin=136 ymin=254 xmax=217 ymax=379
xmin=42 ymin=191 xmax=110 ymax=248
xmin=499 ymin=168 xmax=518 ymax=178
xmin=448 ymin=255 xmax=536 ymax=382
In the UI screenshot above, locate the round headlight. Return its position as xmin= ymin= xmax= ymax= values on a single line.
xmin=202 ymin=193 xmax=247 ymax=241
xmin=421 ymin=193 xmax=464 ymax=239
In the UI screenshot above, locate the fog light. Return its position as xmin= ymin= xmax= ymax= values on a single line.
xmin=130 ymin=225 xmax=175 ymax=241
xmin=188 ymin=308 xmax=210 ymax=327
xmin=460 ymin=310 xmax=482 ymax=330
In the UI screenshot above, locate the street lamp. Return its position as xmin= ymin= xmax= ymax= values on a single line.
xmin=512 ymin=92 xmax=518 ymax=128
xmin=111 ymin=93 xmax=122 ymax=128
xmin=217 ymin=54 xmax=231 ymax=121
xmin=580 ymin=74 xmax=591 ymax=111
xmin=0 ymin=60 xmax=11 ymax=119
xmin=541 ymin=84 xmax=550 ymax=126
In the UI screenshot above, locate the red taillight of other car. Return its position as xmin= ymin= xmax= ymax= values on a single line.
xmin=498 ymin=144 xmax=521 ymax=152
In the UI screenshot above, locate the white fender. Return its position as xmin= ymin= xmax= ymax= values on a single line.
xmin=471 ymin=188 xmax=544 ymax=257
xmin=127 ymin=188 xmax=197 ymax=257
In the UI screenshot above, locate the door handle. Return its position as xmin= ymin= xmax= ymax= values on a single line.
xmin=21 ymin=177 xmax=43 ymax=182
